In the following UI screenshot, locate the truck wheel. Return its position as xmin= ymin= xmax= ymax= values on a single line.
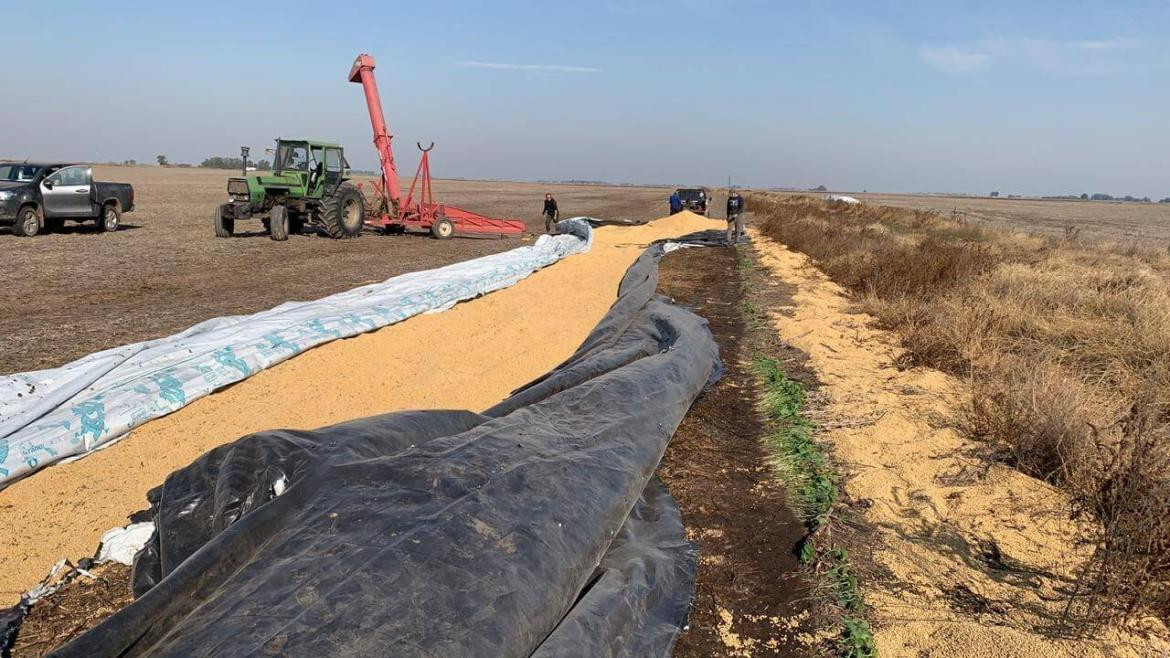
xmin=269 ymin=205 xmax=289 ymax=242
xmin=430 ymin=215 xmax=454 ymax=239
xmin=45 ymin=217 xmax=65 ymax=233
xmin=319 ymin=183 xmax=365 ymax=239
xmin=96 ymin=203 xmax=121 ymax=232
xmin=12 ymin=205 xmax=40 ymax=237
xmin=214 ymin=204 xmax=234 ymax=238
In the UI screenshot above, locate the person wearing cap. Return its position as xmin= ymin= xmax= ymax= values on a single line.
xmin=542 ymin=193 xmax=559 ymax=234
xmin=726 ymin=189 xmax=746 ymax=244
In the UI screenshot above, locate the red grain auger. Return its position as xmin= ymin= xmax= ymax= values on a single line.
xmin=348 ymin=54 xmax=525 ymax=239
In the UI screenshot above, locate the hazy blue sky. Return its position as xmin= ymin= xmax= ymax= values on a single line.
xmin=3 ymin=1 xmax=1168 ymax=196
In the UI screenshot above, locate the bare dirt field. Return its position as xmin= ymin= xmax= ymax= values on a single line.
xmin=851 ymin=192 xmax=1170 ymax=243
xmin=0 ymin=165 xmax=670 ymax=374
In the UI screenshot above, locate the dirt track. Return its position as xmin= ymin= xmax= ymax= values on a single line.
xmin=656 ymin=246 xmax=814 ymax=655
xmin=0 ymin=165 xmax=671 ymax=374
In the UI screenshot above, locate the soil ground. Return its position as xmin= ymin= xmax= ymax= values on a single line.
xmin=0 ymin=165 xmax=670 ymax=374
xmin=656 ymin=245 xmax=815 ymax=656
xmin=10 ymin=563 xmax=131 ymax=657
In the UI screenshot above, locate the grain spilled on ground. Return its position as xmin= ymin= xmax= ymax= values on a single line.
xmin=749 ymin=228 xmax=1170 ymax=657
xmin=0 ymin=211 xmax=721 ymax=602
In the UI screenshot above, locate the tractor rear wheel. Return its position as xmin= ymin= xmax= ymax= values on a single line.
xmin=214 ymin=204 xmax=234 ymax=238
xmin=319 ymin=183 xmax=365 ymax=239
xmin=269 ymin=205 xmax=289 ymax=242
xmin=430 ymin=215 xmax=454 ymax=239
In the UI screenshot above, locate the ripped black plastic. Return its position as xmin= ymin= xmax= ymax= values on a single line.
xmin=50 ymin=237 xmax=721 ymax=658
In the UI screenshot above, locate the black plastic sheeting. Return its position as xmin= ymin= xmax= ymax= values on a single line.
xmin=46 ymin=235 xmax=722 ymax=658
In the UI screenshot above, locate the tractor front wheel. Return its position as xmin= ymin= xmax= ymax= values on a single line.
xmin=319 ymin=183 xmax=365 ymax=239
xmin=430 ymin=215 xmax=454 ymax=240
xmin=214 ymin=204 xmax=234 ymax=238
xmin=269 ymin=205 xmax=289 ymax=242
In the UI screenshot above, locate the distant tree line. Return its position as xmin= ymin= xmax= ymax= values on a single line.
xmin=1004 ymin=191 xmax=1165 ymax=203
xmin=1088 ymin=193 xmax=1153 ymax=203
xmin=199 ymin=156 xmax=271 ymax=171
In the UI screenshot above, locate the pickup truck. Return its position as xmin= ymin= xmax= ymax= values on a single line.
xmin=675 ymin=188 xmax=709 ymax=215
xmin=0 ymin=162 xmax=135 ymax=237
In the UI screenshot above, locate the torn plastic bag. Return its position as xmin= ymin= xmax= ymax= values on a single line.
xmin=51 ymin=237 xmax=721 ymax=658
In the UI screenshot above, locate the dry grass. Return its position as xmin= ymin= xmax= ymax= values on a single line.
xmin=751 ymin=193 xmax=1170 ymax=627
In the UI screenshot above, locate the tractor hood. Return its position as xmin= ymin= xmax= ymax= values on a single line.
xmin=249 ymin=171 xmax=304 ymax=187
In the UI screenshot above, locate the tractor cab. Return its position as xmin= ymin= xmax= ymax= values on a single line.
xmin=274 ymin=141 xmax=349 ymax=194
xmin=228 ymin=139 xmax=349 ymax=207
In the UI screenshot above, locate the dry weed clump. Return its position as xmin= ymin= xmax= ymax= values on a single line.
xmin=751 ymin=193 xmax=1170 ymax=626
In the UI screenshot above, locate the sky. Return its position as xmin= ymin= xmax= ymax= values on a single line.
xmin=2 ymin=0 xmax=1168 ymax=197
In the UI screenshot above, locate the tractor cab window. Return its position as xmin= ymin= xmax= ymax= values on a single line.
xmin=325 ymin=149 xmax=342 ymax=172
xmin=277 ymin=143 xmax=309 ymax=172
xmin=323 ymin=148 xmax=343 ymax=189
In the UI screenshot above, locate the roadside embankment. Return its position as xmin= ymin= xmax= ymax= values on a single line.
xmin=747 ymin=193 xmax=1170 ymax=655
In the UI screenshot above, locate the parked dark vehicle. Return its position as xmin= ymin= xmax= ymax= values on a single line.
xmin=0 ymin=162 xmax=135 ymax=237
xmin=675 ymin=188 xmax=708 ymax=215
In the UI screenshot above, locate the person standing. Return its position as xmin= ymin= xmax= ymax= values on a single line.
xmin=726 ymin=189 xmax=746 ymax=244
xmin=669 ymin=190 xmax=683 ymax=215
xmin=543 ymin=193 xmax=559 ymax=234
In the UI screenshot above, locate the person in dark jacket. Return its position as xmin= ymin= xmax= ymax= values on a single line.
xmin=543 ymin=193 xmax=559 ymax=234
xmin=669 ymin=191 xmax=682 ymax=215
xmin=726 ymin=190 xmax=746 ymax=244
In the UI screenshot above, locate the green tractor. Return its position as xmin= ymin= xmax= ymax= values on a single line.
xmin=215 ymin=139 xmax=366 ymax=241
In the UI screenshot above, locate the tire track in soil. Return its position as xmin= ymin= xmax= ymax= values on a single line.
xmin=656 ymin=245 xmax=816 ymax=656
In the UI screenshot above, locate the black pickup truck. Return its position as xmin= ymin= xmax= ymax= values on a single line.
xmin=675 ymin=188 xmax=709 ymax=215
xmin=0 ymin=162 xmax=135 ymax=237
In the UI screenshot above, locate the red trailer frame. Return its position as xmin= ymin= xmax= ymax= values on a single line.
xmin=348 ymin=54 xmax=525 ymax=239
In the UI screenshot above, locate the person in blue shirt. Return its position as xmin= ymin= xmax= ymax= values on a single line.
xmin=669 ymin=191 xmax=682 ymax=215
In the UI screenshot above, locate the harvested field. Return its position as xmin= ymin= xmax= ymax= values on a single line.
xmin=0 ymin=164 xmax=670 ymax=374
xmin=787 ymin=191 xmax=1170 ymax=244
xmin=0 ymin=211 xmax=721 ymax=606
